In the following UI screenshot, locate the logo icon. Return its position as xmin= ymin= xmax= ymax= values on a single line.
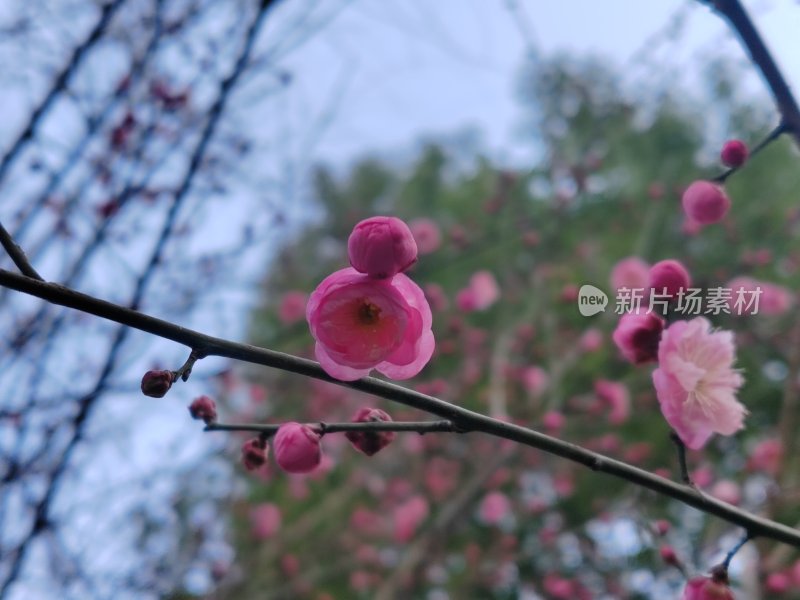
xmin=578 ymin=284 xmax=608 ymax=316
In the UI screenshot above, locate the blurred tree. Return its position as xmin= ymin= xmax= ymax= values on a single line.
xmin=230 ymin=54 xmax=800 ymax=599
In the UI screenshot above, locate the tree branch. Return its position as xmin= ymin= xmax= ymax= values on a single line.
xmin=205 ymin=420 xmax=456 ymax=435
xmin=3 ymin=268 xmax=800 ymax=548
xmin=0 ymin=222 xmax=43 ymax=281
xmin=703 ymin=0 xmax=800 ymax=146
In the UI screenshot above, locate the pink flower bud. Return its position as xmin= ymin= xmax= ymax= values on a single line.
xmin=721 ymin=139 xmax=748 ymax=168
xmin=710 ymin=479 xmax=741 ymax=506
xmin=610 ymin=257 xmax=650 ymax=291
xmin=273 ymin=422 xmax=322 ymax=474
xmin=682 ymin=181 xmax=731 ymax=225
xmin=649 ymin=259 xmax=691 ymax=298
xmin=188 ymin=395 xmax=217 ymax=423
xmin=683 ymin=570 xmax=735 ymax=600
xmin=241 ymin=437 xmax=268 ymax=471
xmin=654 ymin=520 xmax=671 ymax=536
xmin=479 ymin=491 xmax=511 ymax=525
xmin=345 ymin=407 xmax=396 ymax=456
xmin=542 ymin=410 xmax=565 ymax=433
xmin=347 ymin=216 xmax=417 ymax=279
xmin=141 ymin=369 xmax=174 ymax=397
xmin=659 ymin=545 xmax=679 ymax=565
xmin=612 ymin=312 xmax=664 ymax=364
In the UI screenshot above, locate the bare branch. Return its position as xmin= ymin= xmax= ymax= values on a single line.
xmin=3 ymin=268 xmax=800 ymax=549
xmin=0 ymin=222 xmax=43 ymax=281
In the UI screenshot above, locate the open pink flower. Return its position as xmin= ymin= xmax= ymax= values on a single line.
xmin=653 ymin=317 xmax=746 ymax=450
xmin=307 ymin=268 xmax=434 ymax=381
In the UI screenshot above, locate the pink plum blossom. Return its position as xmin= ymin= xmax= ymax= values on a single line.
xmin=393 ymin=495 xmax=429 ymax=543
xmin=249 ymin=503 xmax=281 ymax=540
xmin=710 ymin=479 xmax=741 ymax=505
xmin=278 ymin=291 xmax=308 ymax=324
xmin=408 ymin=218 xmax=442 ymax=254
xmin=748 ymin=438 xmax=783 ymax=476
xmin=653 ymin=317 xmax=746 ymax=450
xmin=594 ymin=380 xmax=630 ymax=425
xmin=479 ymin=491 xmax=511 ymax=525
xmin=579 ymin=328 xmax=603 ymax=352
xmin=456 ymin=270 xmax=500 ymax=312
xmin=188 ymin=395 xmax=217 ymax=423
xmin=542 ymin=410 xmax=565 ymax=433
xmin=682 ymin=181 xmax=731 ymax=225
xmin=347 ymin=216 xmax=417 ymax=278
xmin=612 ymin=312 xmax=664 ymax=364
xmin=520 ymin=366 xmax=549 ymax=397
xmin=306 ymin=268 xmax=434 ymax=381
xmin=727 ymin=276 xmax=792 ymax=316
xmin=273 ymin=422 xmax=322 ymax=474
xmin=241 ymin=437 xmax=268 ymax=471
xmin=611 ymin=257 xmax=650 ymax=291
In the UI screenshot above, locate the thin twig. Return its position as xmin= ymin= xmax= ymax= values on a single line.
xmin=702 ymin=0 xmax=800 ymax=146
xmin=0 ymin=222 xmax=43 ymax=281
xmin=670 ymin=431 xmax=694 ymax=486
xmin=3 ymin=269 xmax=800 ymax=548
xmin=205 ymin=420 xmax=456 ymax=435
xmin=722 ymin=531 xmax=752 ymax=570
xmin=713 ymin=122 xmax=786 ymax=183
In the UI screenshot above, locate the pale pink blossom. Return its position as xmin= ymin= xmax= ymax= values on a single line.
xmin=748 ymin=438 xmax=783 ymax=476
xmin=612 ymin=312 xmax=664 ymax=364
xmin=408 ymin=218 xmax=442 ymax=254
xmin=479 ymin=491 xmax=511 ymax=525
xmin=393 ymin=495 xmax=429 ymax=543
xmin=594 ymin=379 xmax=630 ymax=425
xmin=652 ymin=318 xmax=746 ymax=450
xmin=278 ymin=291 xmax=308 ymax=324
xmin=249 ymin=503 xmax=281 ymax=540
xmin=710 ymin=479 xmax=741 ymax=505
xmin=542 ymin=410 xmax=565 ymax=433
xmin=520 ymin=366 xmax=549 ymax=397
xmin=611 ymin=257 xmax=650 ymax=291
xmin=306 ymin=268 xmax=434 ymax=381
xmin=727 ymin=276 xmax=792 ymax=316
xmin=579 ymin=328 xmax=603 ymax=352
xmin=347 ymin=216 xmax=417 ymax=278
xmin=273 ymin=422 xmax=322 ymax=474
xmin=456 ymin=271 xmax=500 ymax=312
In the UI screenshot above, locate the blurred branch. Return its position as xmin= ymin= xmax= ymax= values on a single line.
xmin=702 ymin=0 xmax=800 ymax=146
xmin=3 ymin=268 xmax=800 ymax=548
xmin=206 ymin=419 xmax=456 ymax=435
xmin=0 ymin=0 xmax=126 ymax=188
xmin=0 ymin=1 xmax=282 ymax=594
xmin=0 ymin=222 xmax=42 ymax=280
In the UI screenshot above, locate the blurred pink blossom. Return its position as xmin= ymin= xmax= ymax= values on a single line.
xmin=408 ymin=218 xmax=442 ymax=254
xmin=278 ymin=291 xmax=308 ymax=324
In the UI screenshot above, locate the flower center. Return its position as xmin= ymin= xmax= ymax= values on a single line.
xmin=358 ymin=301 xmax=382 ymax=325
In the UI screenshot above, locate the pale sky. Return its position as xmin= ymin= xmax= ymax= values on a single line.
xmin=272 ymin=0 xmax=800 ymax=167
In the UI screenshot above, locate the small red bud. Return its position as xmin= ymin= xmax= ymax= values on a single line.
xmin=720 ymin=139 xmax=748 ymax=168
xmin=241 ymin=437 xmax=268 ymax=471
xmin=346 ymin=408 xmax=396 ymax=456
xmin=188 ymin=395 xmax=217 ymax=423
xmin=141 ymin=370 xmax=174 ymax=397
xmin=659 ymin=545 xmax=679 ymax=566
